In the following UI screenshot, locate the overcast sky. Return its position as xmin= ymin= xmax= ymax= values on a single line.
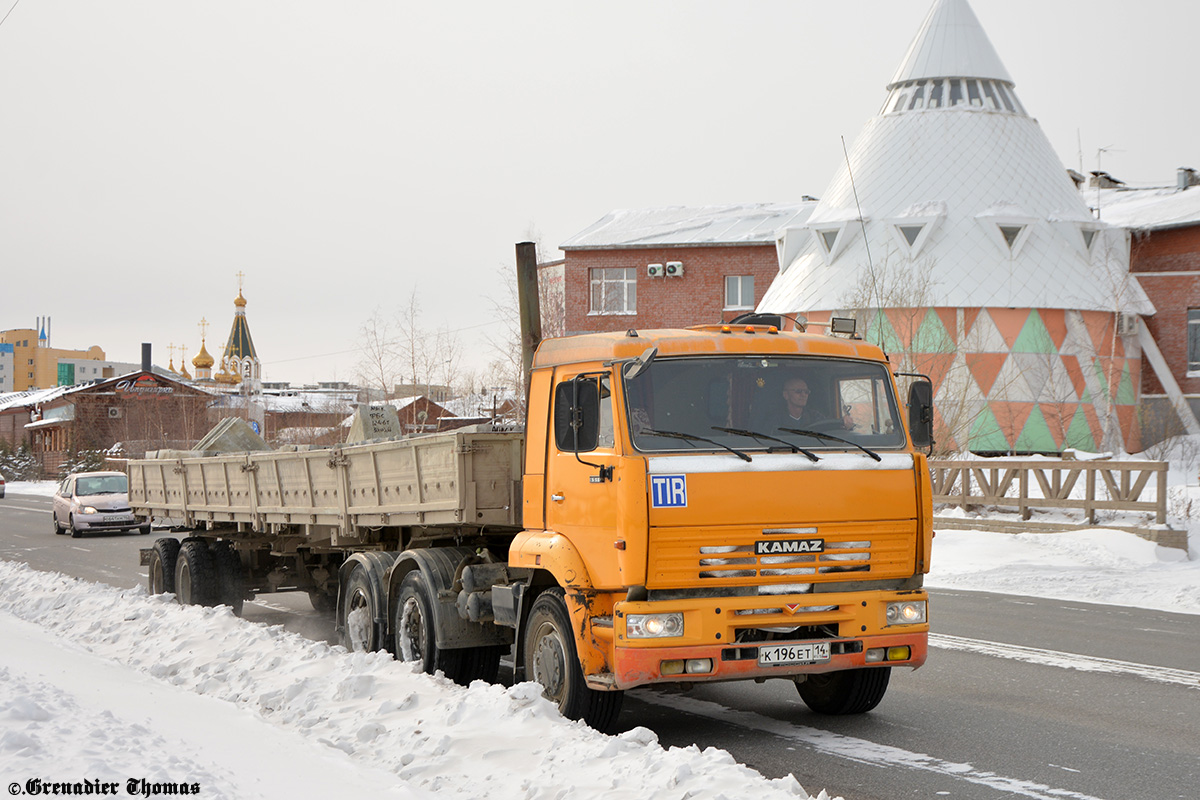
xmin=1 ymin=0 xmax=1196 ymax=387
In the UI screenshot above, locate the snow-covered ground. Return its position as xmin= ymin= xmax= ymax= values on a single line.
xmin=1 ymin=474 xmax=1197 ymax=799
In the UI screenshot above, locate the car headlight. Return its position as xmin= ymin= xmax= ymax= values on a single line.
xmin=81 ymin=506 xmax=99 ymax=515
xmin=886 ymin=600 xmax=927 ymax=626
xmin=626 ymin=612 xmax=684 ymax=639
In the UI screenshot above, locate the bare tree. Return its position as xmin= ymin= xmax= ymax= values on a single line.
xmin=356 ymin=306 xmax=399 ymax=398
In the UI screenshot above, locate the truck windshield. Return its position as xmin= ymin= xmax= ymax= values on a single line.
xmin=623 ymin=355 xmax=906 ymax=454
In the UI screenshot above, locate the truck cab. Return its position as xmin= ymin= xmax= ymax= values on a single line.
xmin=508 ymin=324 xmax=932 ymax=726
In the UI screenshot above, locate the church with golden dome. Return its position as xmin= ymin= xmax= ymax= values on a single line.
xmin=183 ymin=274 xmax=262 ymax=394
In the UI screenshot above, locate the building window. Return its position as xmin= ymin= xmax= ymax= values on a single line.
xmin=589 ymin=267 xmax=636 ymax=315
xmin=1188 ymin=310 xmax=1200 ymax=374
xmin=724 ymin=275 xmax=755 ymax=310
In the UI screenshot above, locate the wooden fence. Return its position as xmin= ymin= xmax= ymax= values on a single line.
xmin=928 ymin=459 xmax=1184 ymax=549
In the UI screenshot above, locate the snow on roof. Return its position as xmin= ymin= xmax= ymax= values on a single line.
xmin=761 ymin=0 xmax=1153 ymax=317
xmin=260 ymin=391 xmax=356 ymax=414
xmin=888 ymin=0 xmax=1011 ymax=87
xmin=560 ymin=203 xmax=816 ymax=250
xmin=0 ymin=386 xmax=75 ymax=411
xmin=1083 ymin=185 xmax=1200 ymax=232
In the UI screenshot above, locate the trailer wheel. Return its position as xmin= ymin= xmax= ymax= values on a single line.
xmin=212 ymin=542 xmax=245 ymax=616
xmin=342 ymin=566 xmax=385 ymax=652
xmin=523 ymin=588 xmax=623 ymax=731
xmin=175 ymin=539 xmax=218 ymax=606
xmin=796 ymin=667 xmax=891 ymax=715
xmin=308 ymin=590 xmax=336 ymax=614
xmin=148 ymin=538 xmax=181 ymax=595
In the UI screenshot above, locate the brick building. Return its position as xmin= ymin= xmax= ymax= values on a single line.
xmin=556 ymin=204 xmax=814 ymax=335
xmin=1097 ymin=178 xmax=1200 ymax=441
xmin=24 ymin=371 xmax=213 ymax=474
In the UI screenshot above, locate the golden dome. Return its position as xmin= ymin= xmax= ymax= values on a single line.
xmin=192 ymin=341 xmax=214 ymax=369
xmin=234 ymin=291 xmax=247 ymax=308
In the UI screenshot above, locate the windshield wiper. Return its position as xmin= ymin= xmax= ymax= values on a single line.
xmin=778 ymin=427 xmax=882 ymax=462
xmin=640 ymin=428 xmax=752 ymax=462
xmin=711 ymin=426 xmax=818 ymax=462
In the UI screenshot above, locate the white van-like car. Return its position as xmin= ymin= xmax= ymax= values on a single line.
xmin=52 ymin=471 xmax=150 ymax=537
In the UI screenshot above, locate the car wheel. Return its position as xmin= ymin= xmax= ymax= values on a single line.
xmin=69 ymin=515 xmax=82 ymax=538
xmin=52 ymin=513 xmax=63 ymax=535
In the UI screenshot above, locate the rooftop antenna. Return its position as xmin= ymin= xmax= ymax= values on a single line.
xmin=841 ymin=135 xmax=876 ymax=305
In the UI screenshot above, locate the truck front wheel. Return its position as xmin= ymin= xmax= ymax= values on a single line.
xmin=523 ymin=588 xmax=623 ymax=731
xmin=796 ymin=667 xmax=891 ymax=715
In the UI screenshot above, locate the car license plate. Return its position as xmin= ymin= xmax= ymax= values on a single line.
xmin=758 ymin=641 xmax=831 ymax=667
xmin=103 ymin=514 xmax=134 ymax=523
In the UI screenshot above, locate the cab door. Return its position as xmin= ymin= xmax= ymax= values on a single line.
xmin=543 ymin=369 xmax=622 ymax=588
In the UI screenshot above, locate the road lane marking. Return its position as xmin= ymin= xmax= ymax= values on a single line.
xmin=0 ymin=503 xmax=51 ymax=513
xmin=930 ymin=633 xmax=1200 ymax=689
xmin=636 ymin=691 xmax=1111 ymax=800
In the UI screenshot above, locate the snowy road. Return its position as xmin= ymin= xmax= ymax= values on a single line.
xmin=2 ymin=490 xmax=1198 ymax=799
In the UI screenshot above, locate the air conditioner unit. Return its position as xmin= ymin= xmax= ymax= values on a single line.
xmin=107 ymin=407 xmax=122 ymax=419
xmin=647 ymin=263 xmax=664 ymax=277
xmin=1116 ymin=314 xmax=1139 ymax=337
xmin=665 ymin=261 xmax=684 ymax=277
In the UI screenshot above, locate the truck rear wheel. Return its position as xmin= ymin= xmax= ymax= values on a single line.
xmin=175 ymin=539 xmax=218 ymax=606
xmin=212 ymin=542 xmax=245 ymax=616
xmin=148 ymin=538 xmax=181 ymax=595
xmin=796 ymin=667 xmax=891 ymax=715
xmin=342 ymin=566 xmax=385 ymax=652
xmin=523 ymin=588 xmax=623 ymax=731
xmin=394 ymin=571 xmax=502 ymax=685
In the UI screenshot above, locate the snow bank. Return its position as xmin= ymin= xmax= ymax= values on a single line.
xmin=0 ymin=560 xmax=834 ymax=800
xmin=927 ymin=528 xmax=1200 ymax=614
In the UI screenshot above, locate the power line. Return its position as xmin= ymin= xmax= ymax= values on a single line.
xmin=0 ymin=0 xmax=21 ymax=29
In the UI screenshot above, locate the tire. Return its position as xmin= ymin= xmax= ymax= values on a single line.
xmin=796 ymin=667 xmax=891 ymax=715
xmin=212 ymin=542 xmax=245 ymax=616
xmin=393 ymin=571 xmax=503 ymax=686
xmin=52 ymin=513 xmax=63 ymax=535
xmin=148 ymin=538 xmax=182 ymax=595
xmin=523 ymin=588 xmax=623 ymax=731
xmin=69 ymin=515 xmax=82 ymax=538
xmin=138 ymin=522 xmax=152 ymax=535
xmin=341 ymin=565 xmax=385 ymax=653
xmin=174 ymin=539 xmax=218 ymax=606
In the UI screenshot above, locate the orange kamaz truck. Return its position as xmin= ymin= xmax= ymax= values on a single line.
xmin=130 ymin=253 xmax=934 ymax=731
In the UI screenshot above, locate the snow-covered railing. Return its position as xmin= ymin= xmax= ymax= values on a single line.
xmin=928 ymin=459 xmax=1177 ymax=546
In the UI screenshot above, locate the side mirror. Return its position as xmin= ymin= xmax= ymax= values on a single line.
xmin=907 ymin=380 xmax=934 ymax=450
xmin=553 ymin=378 xmax=600 ymax=453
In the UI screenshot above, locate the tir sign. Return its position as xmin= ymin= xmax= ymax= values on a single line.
xmin=755 ymin=539 xmax=825 ymax=555
xmin=650 ymin=475 xmax=687 ymax=508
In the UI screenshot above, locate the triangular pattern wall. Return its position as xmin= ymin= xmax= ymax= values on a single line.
xmin=849 ymin=307 xmax=1140 ymax=453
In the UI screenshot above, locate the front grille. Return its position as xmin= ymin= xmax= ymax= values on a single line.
xmin=647 ymin=520 xmax=916 ymax=591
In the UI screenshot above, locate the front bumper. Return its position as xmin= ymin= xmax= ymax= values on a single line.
xmin=602 ymin=588 xmax=928 ymax=690
xmin=74 ymin=513 xmax=145 ymax=532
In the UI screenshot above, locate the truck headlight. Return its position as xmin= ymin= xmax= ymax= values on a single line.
xmin=886 ymin=600 xmax=926 ymax=626
xmin=626 ymin=612 xmax=684 ymax=639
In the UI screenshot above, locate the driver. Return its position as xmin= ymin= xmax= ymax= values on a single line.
xmin=780 ymin=377 xmax=854 ymax=431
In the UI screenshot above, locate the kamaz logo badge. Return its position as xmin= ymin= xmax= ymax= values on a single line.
xmin=755 ymin=539 xmax=825 ymax=555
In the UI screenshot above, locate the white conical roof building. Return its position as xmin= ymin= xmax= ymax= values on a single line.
xmin=760 ymin=0 xmax=1152 ymax=453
